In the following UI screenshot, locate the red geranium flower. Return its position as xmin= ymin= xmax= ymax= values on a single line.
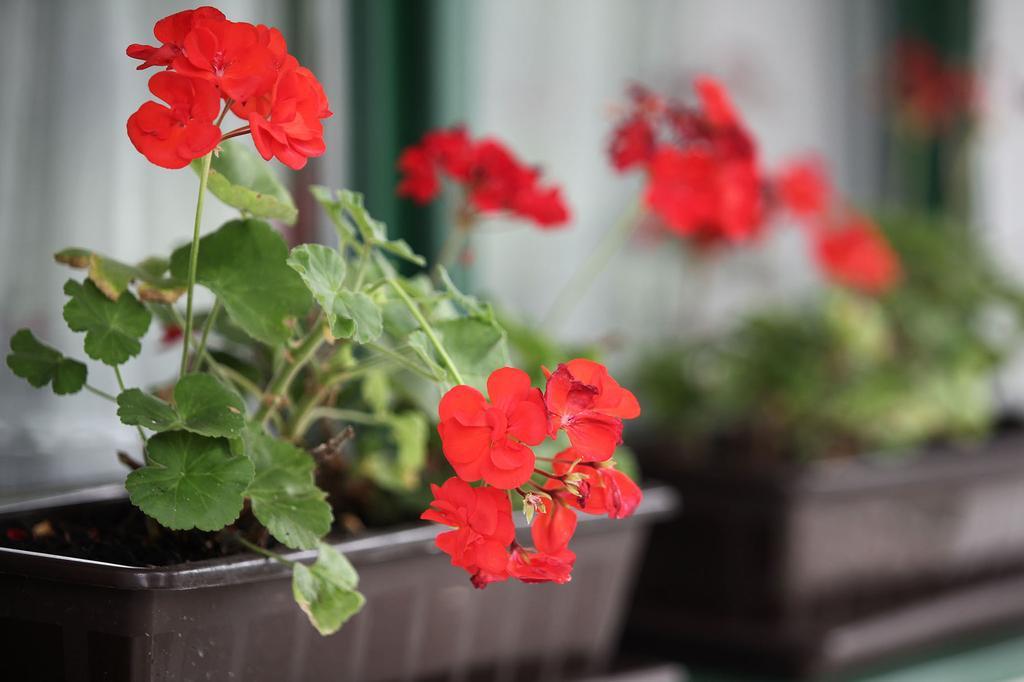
xmin=813 ymin=216 xmax=901 ymax=294
xmin=507 ymin=546 xmax=575 ymax=584
xmin=778 ymin=158 xmax=831 ymax=217
xmin=421 ymin=477 xmax=514 ymax=582
xmin=397 ymin=127 xmax=571 ymax=228
xmin=544 ymin=359 xmax=641 ymax=462
xmin=549 ymin=449 xmax=643 ymax=520
xmin=531 ymin=497 xmax=578 ymax=554
xmin=172 ymin=18 xmax=277 ymax=103
xmin=438 ymin=367 xmax=549 ymax=489
xmin=609 ymin=116 xmax=656 ymax=172
xmin=248 ymin=63 xmax=331 ymax=170
xmin=396 ymin=146 xmax=439 ymax=203
xmin=127 ymin=71 xmax=222 ymax=169
xmin=127 ymin=6 xmax=225 ymax=70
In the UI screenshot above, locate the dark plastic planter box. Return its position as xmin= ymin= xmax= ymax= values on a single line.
xmin=627 ymin=434 xmax=1024 ymax=678
xmin=0 ymin=483 xmax=677 ymax=682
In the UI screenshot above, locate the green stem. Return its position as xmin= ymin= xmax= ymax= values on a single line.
xmin=255 ymin=319 xmax=327 ymax=427
xmin=541 ymin=200 xmax=642 ymax=330
xmin=367 ymin=342 xmax=441 ymax=380
xmin=84 ymin=384 xmax=117 ymax=402
xmin=179 ymin=151 xmax=214 ymax=378
xmin=303 ymin=407 xmax=385 ymax=426
xmin=190 ymin=298 xmax=221 ymax=372
xmin=236 ymin=535 xmax=295 ymax=566
xmin=353 ymin=243 xmax=371 ymax=290
xmin=386 ymin=277 xmax=464 ymax=385
xmin=436 ymin=202 xmax=475 ymax=271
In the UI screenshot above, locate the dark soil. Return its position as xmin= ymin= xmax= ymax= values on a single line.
xmin=0 ymin=498 xmax=246 ymax=567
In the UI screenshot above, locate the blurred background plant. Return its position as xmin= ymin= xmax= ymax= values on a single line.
xmin=634 ymin=211 xmax=1024 ymax=465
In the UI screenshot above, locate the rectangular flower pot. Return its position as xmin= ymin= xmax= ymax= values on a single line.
xmin=626 ymin=434 xmax=1024 ymax=678
xmin=0 ymin=483 xmax=677 ymax=682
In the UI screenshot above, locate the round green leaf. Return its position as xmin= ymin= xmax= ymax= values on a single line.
xmin=292 ymin=543 xmax=364 ymax=635
xmin=6 ymin=329 xmax=87 ymax=395
xmin=62 ymin=279 xmax=151 ymax=366
xmin=244 ymin=427 xmax=332 ymax=550
xmin=117 ymin=374 xmax=246 ymax=438
xmin=170 ymin=220 xmax=312 ymax=346
xmin=195 ymin=141 xmax=298 ymax=225
xmin=126 ymin=431 xmax=254 ymax=531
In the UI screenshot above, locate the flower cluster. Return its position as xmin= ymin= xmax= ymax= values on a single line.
xmin=422 ymin=361 xmax=642 ymax=587
xmin=889 ymin=38 xmax=974 ymax=136
xmin=126 ymin=6 xmax=331 ymax=170
xmin=609 ymin=79 xmax=901 ymax=294
xmin=609 ymin=80 xmax=765 ymax=245
xmin=397 ymin=127 xmax=571 ymax=228
xmin=777 ymin=159 xmax=902 ymax=294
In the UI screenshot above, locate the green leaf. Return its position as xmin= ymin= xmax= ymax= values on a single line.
xmin=117 ymin=374 xmax=246 ymax=438
xmin=292 ymin=543 xmax=365 ymax=635
xmin=170 ymin=220 xmax=312 ymax=346
xmin=62 ymin=279 xmax=152 ymax=366
xmin=311 ymin=186 xmax=426 ymax=266
xmin=6 ymin=329 xmax=87 ymax=395
xmin=286 ymin=243 xmax=383 ymax=343
xmin=361 ymin=369 xmax=392 ymax=415
xmin=333 ymin=291 xmax=383 ymax=343
xmin=355 ymin=411 xmax=430 ymax=492
xmin=196 ymin=140 xmax=298 ymax=225
xmin=243 ymin=427 xmax=332 ymax=550
xmin=55 ymin=249 xmax=184 ymax=303
xmin=126 ymin=431 xmax=254 ymax=531
xmin=435 ymin=316 xmax=509 ymax=390
xmin=406 ymin=331 xmax=446 ymax=380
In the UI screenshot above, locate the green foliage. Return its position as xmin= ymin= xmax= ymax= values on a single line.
xmin=6 ymin=329 xmax=87 ymax=395
xmin=170 ymin=220 xmax=312 ymax=345
xmin=63 ymin=279 xmax=151 ymax=365
xmin=195 ymin=140 xmax=298 ymax=224
xmin=292 ymin=543 xmax=365 ymax=635
xmin=117 ymin=374 xmax=246 ymax=438
xmin=244 ymin=426 xmax=333 ymax=550
xmin=635 ymin=212 xmax=1023 ymax=462
xmin=125 ymin=430 xmax=254 ymax=531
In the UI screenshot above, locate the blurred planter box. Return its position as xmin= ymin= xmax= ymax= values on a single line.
xmin=0 ymin=484 xmax=677 ymax=682
xmin=627 ymin=434 xmax=1024 ymax=678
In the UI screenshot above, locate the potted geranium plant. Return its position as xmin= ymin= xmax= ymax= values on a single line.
xmin=0 ymin=7 xmax=675 ymax=681
xmin=581 ymin=78 xmax=1024 ymax=676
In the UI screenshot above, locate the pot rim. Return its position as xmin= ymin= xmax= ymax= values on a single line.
xmin=0 ymin=483 xmax=679 ymax=591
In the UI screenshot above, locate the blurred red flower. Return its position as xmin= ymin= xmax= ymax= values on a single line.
xmin=531 ymin=497 xmax=578 ymax=554
xmin=813 ymin=216 xmax=901 ymax=294
xmin=397 ymin=127 xmax=571 ymax=228
xmin=890 ymin=38 xmax=974 ymax=135
xmin=778 ymin=158 xmax=831 ymax=218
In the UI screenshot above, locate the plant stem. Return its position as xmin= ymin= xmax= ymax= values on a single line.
xmin=541 ymin=200 xmax=642 ymax=330
xmin=303 ymin=407 xmax=384 ymax=426
xmin=236 ymin=535 xmax=296 ymax=566
xmin=84 ymin=384 xmax=117 ymax=402
xmin=180 ymin=151 xmax=214 ymax=379
xmin=386 ymin=277 xmax=465 ymax=385
xmin=255 ymin=319 xmax=327 ymax=428
xmin=219 ymin=126 xmax=251 ymax=142
xmin=190 ymin=298 xmax=221 ymax=372
xmin=367 ymin=342 xmax=440 ymax=380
